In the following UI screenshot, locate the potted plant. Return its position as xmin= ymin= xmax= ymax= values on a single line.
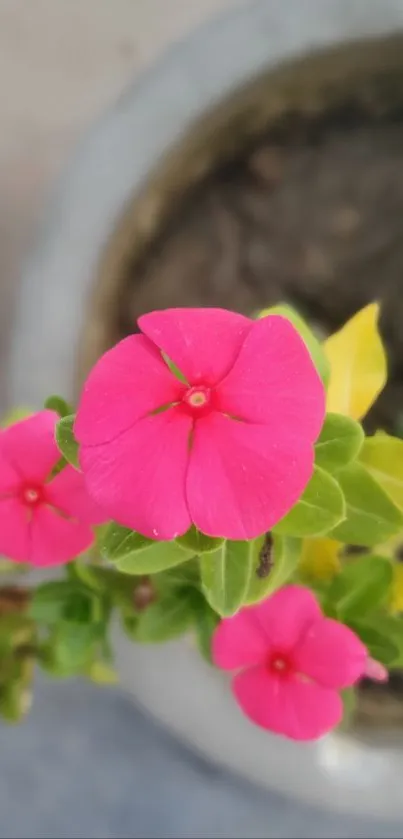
xmin=7 ymin=0 xmax=403 ymax=821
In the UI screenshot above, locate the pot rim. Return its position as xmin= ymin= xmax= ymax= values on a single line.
xmin=8 ymin=0 xmax=403 ymax=820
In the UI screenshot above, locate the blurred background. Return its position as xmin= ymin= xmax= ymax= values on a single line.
xmin=3 ymin=1 xmax=403 ymax=837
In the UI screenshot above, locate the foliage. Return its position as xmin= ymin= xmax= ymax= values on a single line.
xmin=1 ymin=301 xmax=403 ymax=738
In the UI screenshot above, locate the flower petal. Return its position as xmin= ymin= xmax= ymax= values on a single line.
xmin=364 ymin=657 xmax=389 ymax=683
xmin=186 ymin=413 xmax=314 ymax=540
xmin=46 ymin=466 xmax=107 ymax=525
xmin=30 ymin=506 xmax=94 ymax=566
xmin=0 ymin=410 xmax=59 ymax=482
xmin=0 ymin=446 xmax=21 ymax=495
xmin=294 ymin=617 xmax=367 ymax=689
xmin=0 ymin=498 xmax=30 ymax=562
xmin=212 ymin=611 xmax=268 ymax=671
xmin=216 ymin=315 xmax=325 ymax=441
xmin=79 ymin=407 xmax=192 ymax=540
xmin=138 ymin=308 xmax=252 ymax=386
xmin=233 ymin=665 xmax=342 ymax=740
xmin=75 ymin=334 xmax=184 ymax=446
xmin=251 ymin=585 xmax=322 ymax=649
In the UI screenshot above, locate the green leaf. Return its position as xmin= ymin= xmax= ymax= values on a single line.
xmin=176 ymin=526 xmax=224 ymax=554
xmin=328 ymin=554 xmax=393 ymax=620
xmin=115 ymin=542 xmax=192 ymax=575
xmin=29 ymin=581 xmax=82 ymax=624
xmin=55 ymin=414 xmax=80 ymax=470
xmin=359 ymin=432 xmax=403 ymax=512
xmin=347 ymin=617 xmax=399 ymax=667
xmin=44 ymin=395 xmax=73 ymax=418
xmin=133 ymin=592 xmax=194 ymax=643
xmin=156 ymin=558 xmax=200 ymax=591
xmin=192 ymin=594 xmax=220 ymax=663
xmin=331 ymin=463 xmax=403 ymax=546
xmin=245 ymin=535 xmax=301 ymax=605
xmin=102 ymin=523 xmax=193 ymax=574
xmin=259 ymin=304 xmax=330 ymax=385
xmin=352 ymin=615 xmax=403 ymax=668
xmin=200 ymin=540 xmax=256 ymax=617
xmin=274 ymin=466 xmax=345 ymax=538
xmin=70 ymin=560 xmax=112 ymax=594
xmin=101 ymin=523 xmax=153 ymax=559
xmin=315 ymin=413 xmax=364 ymax=473
xmin=52 ymin=621 xmax=102 ymax=669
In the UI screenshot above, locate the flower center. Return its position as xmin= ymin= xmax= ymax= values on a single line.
xmin=21 ymin=486 xmax=43 ymax=507
xmin=182 ymin=385 xmax=212 ymax=416
xmin=268 ymin=652 xmax=293 ymax=678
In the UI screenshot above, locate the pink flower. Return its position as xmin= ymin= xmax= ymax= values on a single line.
xmin=0 ymin=410 xmax=104 ymax=566
xmin=75 ymin=308 xmax=325 ymax=541
xmin=213 ymin=585 xmax=368 ymax=741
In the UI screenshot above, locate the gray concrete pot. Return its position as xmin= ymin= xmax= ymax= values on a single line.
xmin=8 ymin=0 xmax=403 ymax=821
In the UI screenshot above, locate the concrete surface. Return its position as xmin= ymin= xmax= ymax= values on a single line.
xmin=1 ymin=675 xmax=403 ymax=839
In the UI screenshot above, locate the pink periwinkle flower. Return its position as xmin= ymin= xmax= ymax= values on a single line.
xmin=0 ymin=410 xmax=104 ymax=566
xmin=75 ymin=308 xmax=325 ymax=541
xmin=213 ymin=585 xmax=369 ymax=741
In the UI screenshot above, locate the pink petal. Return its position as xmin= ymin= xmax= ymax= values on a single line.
xmin=0 ymin=445 xmax=21 ymax=495
xmin=30 ymin=505 xmax=94 ymax=567
xmin=294 ymin=617 xmax=368 ymax=689
xmin=46 ymin=466 xmax=107 ymax=525
xmin=0 ymin=410 xmax=59 ymax=482
xmin=75 ymin=334 xmax=184 ymax=446
xmin=138 ymin=308 xmax=252 ymax=386
xmin=0 ymin=497 xmax=30 ymax=562
xmin=233 ymin=665 xmax=342 ymax=740
xmin=216 ymin=315 xmax=325 ymax=442
xmin=364 ymin=657 xmax=389 ymax=683
xmin=186 ymin=413 xmax=314 ymax=540
xmin=79 ymin=406 xmax=192 ymax=540
xmin=251 ymin=585 xmax=322 ymax=649
xmin=212 ymin=611 xmax=268 ymax=671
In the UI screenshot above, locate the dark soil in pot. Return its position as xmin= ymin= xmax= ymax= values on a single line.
xmin=81 ymin=42 xmax=403 ymax=729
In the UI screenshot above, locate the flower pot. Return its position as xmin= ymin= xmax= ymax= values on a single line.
xmin=8 ymin=0 xmax=403 ymax=821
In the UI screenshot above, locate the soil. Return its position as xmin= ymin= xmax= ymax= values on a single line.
xmin=114 ymin=105 xmax=403 ymax=722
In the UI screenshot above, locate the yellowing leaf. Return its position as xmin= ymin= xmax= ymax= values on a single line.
xmin=86 ymin=661 xmax=119 ymax=684
xmin=299 ymin=537 xmax=342 ymax=582
xmin=390 ymin=564 xmax=403 ymax=614
xmin=359 ymin=433 xmax=403 ymax=511
xmin=377 ymin=531 xmax=403 ymax=559
xmin=324 ymin=303 xmax=386 ymax=420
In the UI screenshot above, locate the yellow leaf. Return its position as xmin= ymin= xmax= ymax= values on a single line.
xmin=86 ymin=661 xmax=118 ymax=685
xmin=376 ymin=531 xmax=403 ymax=559
xmin=359 ymin=432 xmax=403 ymax=511
xmin=324 ymin=303 xmax=387 ymax=420
xmin=299 ymin=537 xmax=342 ymax=582
xmin=390 ymin=564 xmax=403 ymax=614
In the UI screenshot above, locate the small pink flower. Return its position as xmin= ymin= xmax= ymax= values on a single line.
xmin=0 ymin=410 xmax=104 ymax=566
xmin=75 ymin=308 xmax=325 ymax=540
xmin=213 ymin=585 xmax=368 ymax=741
